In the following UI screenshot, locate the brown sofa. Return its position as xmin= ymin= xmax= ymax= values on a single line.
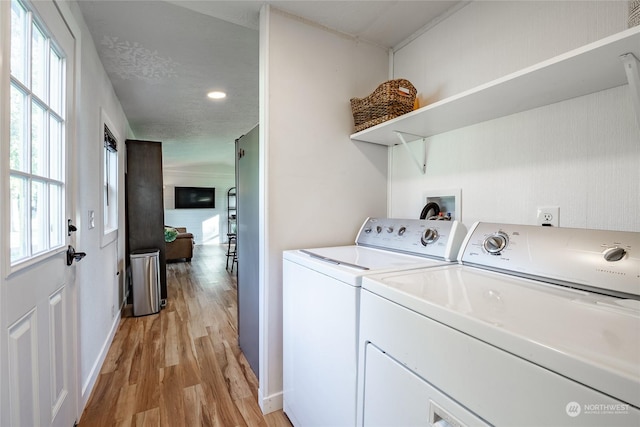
xmin=165 ymin=227 xmax=194 ymax=262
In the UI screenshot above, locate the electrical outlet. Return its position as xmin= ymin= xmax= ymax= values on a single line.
xmin=536 ymin=206 xmax=559 ymax=227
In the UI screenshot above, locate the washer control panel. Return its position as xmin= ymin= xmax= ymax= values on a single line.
xmin=356 ymin=218 xmax=466 ymax=261
xmin=482 ymin=231 xmax=509 ymax=254
xmin=460 ymin=222 xmax=640 ymax=298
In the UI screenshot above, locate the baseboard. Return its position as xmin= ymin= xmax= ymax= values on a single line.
xmin=80 ymin=309 xmax=121 ymax=411
xmin=258 ymin=387 xmax=283 ymax=414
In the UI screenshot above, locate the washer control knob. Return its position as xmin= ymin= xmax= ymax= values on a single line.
xmin=376 ymin=226 xmax=382 ymax=234
xmin=398 ymin=226 xmax=407 ymax=236
xmin=364 ymin=227 xmax=372 ymax=233
xmin=603 ymin=247 xmax=627 ymax=262
xmin=483 ymin=232 xmax=509 ymax=255
xmin=421 ymin=228 xmax=439 ymax=246
xmin=387 ymin=226 xmax=394 ymax=233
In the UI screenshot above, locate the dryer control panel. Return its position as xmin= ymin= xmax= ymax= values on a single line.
xmin=356 ymin=218 xmax=466 ymax=262
xmin=459 ymin=222 xmax=640 ymax=299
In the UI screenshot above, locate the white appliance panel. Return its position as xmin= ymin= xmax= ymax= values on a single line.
xmin=356 ymin=217 xmax=466 ymax=261
xmin=283 ymin=218 xmax=467 ymax=427
xmin=283 ymin=259 xmax=358 ymax=426
xmin=362 ymin=265 xmax=640 ymax=408
xmin=459 ymin=222 xmax=640 ymax=298
xmin=358 ymin=289 xmax=640 ymax=426
xmin=362 ymin=344 xmax=488 ymax=427
xmin=358 ymin=223 xmax=640 ymax=426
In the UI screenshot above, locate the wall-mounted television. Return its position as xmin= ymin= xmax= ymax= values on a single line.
xmin=174 ymin=186 xmax=215 ymax=209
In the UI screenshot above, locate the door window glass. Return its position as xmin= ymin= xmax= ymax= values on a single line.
xmin=9 ymin=0 xmax=66 ymax=264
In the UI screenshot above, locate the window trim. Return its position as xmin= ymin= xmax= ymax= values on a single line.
xmin=100 ymin=108 xmax=119 ymax=248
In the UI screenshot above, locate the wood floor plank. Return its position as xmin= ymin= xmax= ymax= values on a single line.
xmin=134 ymin=316 xmax=162 ymax=413
xmin=265 ymin=411 xmax=296 ymax=427
xmin=221 ymin=340 xmax=253 ymax=402
xmin=170 ymin=279 xmax=190 ymax=323
xmin=198 ymin=292 xmax=219 ymax=329
xmin=194 ymin=335 xmax=247 ymax=427
xmin=237 ymin=349 xmax=260 ymax=400
xmin=114 ymin=383 xmax=138 ymax=425
xmin=115 ymin=418 xmax=133 ymax=427
xmin=133 ymin=407 xmax=160 ymax=427
xmin=77 ymin=371 xmax=118 ymax=426
xmin=235 ymin=396 xmax=269 ymax=427
xmin=187 ymin=286 xmax=209 ymax=338
xmin=163 ymin=310 xmax=179 ymax=367
xmin=182 ymin=384 xmax=204 ymax=427
xmin=101 ymin=318 xmax=132 ymax=373
xmin=176 ymin=314 xmax=201 ymax=388
xmin=127 ymin=322 xmax=144 ymax=386
xmin=79 ymin=244 xmax=292 ymax=427
xmin=158 ymin=365 xmax=185 ymax=426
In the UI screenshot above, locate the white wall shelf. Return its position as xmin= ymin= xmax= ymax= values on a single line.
xmin=350 ymin=26 xmax=640 ymax=146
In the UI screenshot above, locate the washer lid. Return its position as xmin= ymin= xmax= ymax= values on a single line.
xmin=362 ymin=265 xmax=640 ymax=407
xmin=283 ymin=246 xmax=451 ymax=286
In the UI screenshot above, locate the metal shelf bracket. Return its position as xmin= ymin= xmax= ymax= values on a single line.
xmin=394 ymin=131 xmax=426 ymax=174
xmin=620 ymin=53 xmax=640 ymax=129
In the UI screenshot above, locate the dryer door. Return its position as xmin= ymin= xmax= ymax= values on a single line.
xmin=362 ymin=344 xmax=488 ymax=427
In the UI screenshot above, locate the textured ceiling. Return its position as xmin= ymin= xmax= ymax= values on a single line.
xmin=77 ymin=1 xmax=461 ymax=175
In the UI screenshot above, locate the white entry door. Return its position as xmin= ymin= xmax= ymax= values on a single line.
xmin=1 ymin=1 xmax=78 ymax=426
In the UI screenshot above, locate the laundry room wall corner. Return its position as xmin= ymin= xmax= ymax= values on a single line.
xmin=259 ymin=6 xmax=389 ymax=412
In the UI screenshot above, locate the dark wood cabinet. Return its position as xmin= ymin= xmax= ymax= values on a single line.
xmin=125 ymin=139 xmax=167 ymax=301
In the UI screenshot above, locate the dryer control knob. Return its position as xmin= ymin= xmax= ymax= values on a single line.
xmin=387 ymin=226 xmax=394 ymax=233
xmin=421 ymin=228 xmax=439 ymax=246
xmin=483 ymin=232 xmax=509 ymax=255
xmin=603 ymin=247 xmax=627 ymax=262
xmin=398 ymin=226 xmax=407 ymax=236
xmin=376 ymin=226 xmax=382 ymax=234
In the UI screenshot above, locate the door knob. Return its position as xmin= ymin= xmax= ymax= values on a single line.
xmin=68 ymin=219 xmax=78 ymax=236
xmin=67 ymin=245 xmax=87 ymax=266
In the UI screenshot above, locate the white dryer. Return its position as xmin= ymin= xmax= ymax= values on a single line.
xmin=358 ymin=222 xmax=640 ymax=426
xmin=282 ymin=217 xmax=466 ymax=427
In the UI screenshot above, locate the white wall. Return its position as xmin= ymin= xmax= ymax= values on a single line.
xmin=258 ymin=7 xmax=389 ymax=412
xmin=67 ymin=2 xmax=133 ymax=410
xmin=163 ymin=169 xmax=235 ymax=243
xmin=390 ymin=1 xmax=639 ymax=232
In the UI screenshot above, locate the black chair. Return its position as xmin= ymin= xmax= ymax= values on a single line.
xmin=226 ymin=233 xmax=237 ymax=272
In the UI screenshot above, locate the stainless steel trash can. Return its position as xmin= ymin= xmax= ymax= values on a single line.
xmin=130 ymin=249 xmax=161 ymax=316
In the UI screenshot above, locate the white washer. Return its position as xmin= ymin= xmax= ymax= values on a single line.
xmin=283 ymin=217 xmax=467 ymax=427
xmin=358 ymin=222 xmax=640 ymax=426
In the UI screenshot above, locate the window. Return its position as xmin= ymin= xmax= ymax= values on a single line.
xmin=9 ymin=0 xmax=66 ymax=263
xmin=103 ymin=123 xmax=118 ymax=239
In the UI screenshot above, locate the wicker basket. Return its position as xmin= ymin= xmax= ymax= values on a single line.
xmin=350 ymin=79 xmax=417 ymax=132
xmin=630 ymin=1 xmax=640 ymax=27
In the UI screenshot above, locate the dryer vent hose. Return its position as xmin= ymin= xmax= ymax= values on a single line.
xmin=420 ymin=202 xmax=440 ymax=220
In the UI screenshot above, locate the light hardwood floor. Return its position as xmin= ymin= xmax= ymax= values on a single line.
xmin=78 ymin=244 xmax=291 ymax=427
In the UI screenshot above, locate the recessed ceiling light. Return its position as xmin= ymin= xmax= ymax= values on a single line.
xmin=207 ymin=91 xmax=226 ymax=99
